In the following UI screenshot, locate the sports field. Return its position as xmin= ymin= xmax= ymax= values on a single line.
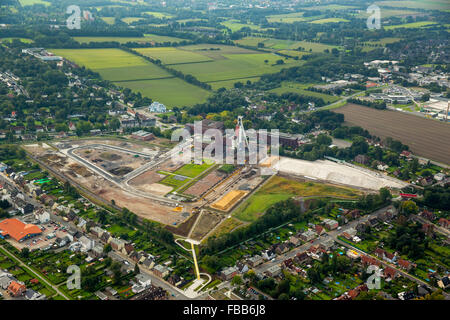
xmin=52 ymin=48 xmax=210 ymax=106
xmin=173 ymin=161 xmax=215 ymax=178
xmin=269 ymin=82 xmax=341 ymax=104
xmin=233 ymin=175 xmax=361 ymax=222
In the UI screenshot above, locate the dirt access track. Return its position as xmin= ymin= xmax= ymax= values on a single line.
xmin=335 ymin=103 xmax=450 ymax=166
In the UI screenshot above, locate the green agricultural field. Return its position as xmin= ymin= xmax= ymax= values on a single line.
xmin=74 ymin=34 xmax=184 ymax=44
xmin=173 ymin=161 xmax=215 ymax=178
xmin=0 ymin=38 xmax=33 ymax=44
xmin=267 ymin=12 xmax=308 ymax=23
xmin=375 ymin=0 xmax=450 ymax=10
xmin=135 ymin=47 xmax=213 ymax=65
xmin=120 ymin=78 xmax=210 ymax=107
xmin=305 ymin=4 xmax=357 ymax=10
xmin=309 ymin=18 xmax=349 ymax=24
xmin=233 ymin=176 xmax=361 ymax=222
xmin=101 ymin=17 xmax=115 ymax=25
xmin=143 ymin=11 xmax=174 ymax=19
xmin=235 ymin=37 xmax=340 ymax=53
xmin=122 ymin=17 xmax=145 ymax=24
xmin=278 ymin=50 xmax=311 ymax=59
xmin=51 ymin=48 xmax=171 ymax=81
xmin=384 ymin=21 xmax=438 ymax=30
xmin=220 ymin=20 xmax=262 ymax=32
xmin=208 ymin=77 xmax=261 ymax=90
xmin=52 ymin=48 xmax=210 ymax=106
xmin=270 ymin=82 xmax=340 ymax=104
xmin=172 ymin=53 xmax=299 ymax=84
xmin=19 ymin=0 xmax=50 ymax=6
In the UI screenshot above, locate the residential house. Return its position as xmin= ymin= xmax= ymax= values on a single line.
xmin=136 ymin=273 xmax=152 ymax=288
xmin=295 ymin=252 xmax=311 ymax=265
xmin=265 ymin=264 xmax=282 ymax=278
xmin=323 ymin=219 xmax=338 ymax=230
xmin=7 ymin=281 xmax=26 ymax=297
xmin=109 ymin=238 xmax=125 ymax=251
xmin=275 ymin=243 xmax=289 ymax=255
xmin=153 ymin=264 xmax=170 ymax=279
xmin=319 ymin=238 xmax=335 ymax=252
xmin=315 ymin=225 xmax=325 ymax=235
xmin=247 ymin=255 xmax=263 ymax=268
xmin=354 ymin=154 xmax=370 ymax=165
xmin=122 ymin=243 xmax=134 ymax=256
xmin=383 ymin=267 xmax=398 ymax=280
xmin=289 ymin=236 xmax=301 ymax=247
xmin=299 ymin=229 xmax=316 ymax=242
xmin=79 ymin=236 xmax=94 ymax=252
xmin=437 ymin=276 xmax=450 ymax=289
xmin=220 ymin=266 xmax=238 ymax=281
xmin=90 ymin=226 xmax=106 ymax=238
xmin=420 ymin=210 xmax=435 ymax=221
xmin=438 ymin=218 xmax=450 ymax=229
xmin=397 ymin=259 xmax=415 ymax=271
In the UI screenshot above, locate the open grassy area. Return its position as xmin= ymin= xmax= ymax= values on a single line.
xmin=101 ymin=17 xmax=115 ymax=25
xmin=309 ymin=18 xmax=349 ymax=24
xmin=135 ymin=47 xmax=213 ymax=65
xmin=267 ymin=12 xmax=309 ymax=23
xmin=220 ymin=20 xmax=262 ymax=31
xmin=235 ymin=37 xmax=340 ymax=53
xmin=74 ymin=34 xmax=185 ymax=44
xmin=143 ymin=11 xmax=174 ymax=19
xmin=384 ymin=21 xmax=438 ymax=30
xmin=375 ymin=0 xmax=450 ymax=10
xmin=120 ymin=77 xmax=210 ymax=107
xmin=233 ymin=176 xmax=361 ymax=222
xmin=173 ymin=161 xmax=215 ymax=178
xmin=270 ymin=82 xmax=340 ymax=104
xmin=19 ymin=0 xmax=50 ymax=6
xmin=0 ymin=37 xmax=33 ymax=44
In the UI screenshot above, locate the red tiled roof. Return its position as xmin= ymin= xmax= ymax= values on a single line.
xmin=0 ymin=219 xmax=42 ymax=241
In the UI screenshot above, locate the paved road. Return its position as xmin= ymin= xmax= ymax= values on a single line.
xmin=0 ymin=244 xmax=70 ymax=300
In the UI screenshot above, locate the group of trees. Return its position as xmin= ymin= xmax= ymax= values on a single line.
xmin=348 ymin=98 xmax=387 ymax=110
xmin=202 ymin=199 xmax=303 ymax=256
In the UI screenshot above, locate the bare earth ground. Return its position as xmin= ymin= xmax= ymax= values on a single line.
xmin=184 ymin=170 xmax=225 ymax=197
xmin=190 ymin=211 xmax=222 ymax=241
xmin=275 ymin=157 xmax=408 ymax=190
xmin=23 ymin=143 xmax=186 ymax=226
xmin=335 ymin=103 xmax=450 ymax=165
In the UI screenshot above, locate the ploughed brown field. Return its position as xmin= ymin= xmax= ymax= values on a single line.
xmin=334 ymin=104 xmax=450 ymax=165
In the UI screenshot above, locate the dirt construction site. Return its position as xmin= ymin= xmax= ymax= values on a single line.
xmin=22 ymin=137 xmax=409 ymax=241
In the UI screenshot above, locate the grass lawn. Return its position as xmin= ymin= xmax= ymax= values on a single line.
xmin=101 ymin=17 xmax=115 ymax=25
xmin=173 ymin=161 xmax=215 ymax=178
xmin=143 ymin=11 xmax=174 ymax=19
xmin=233 ymin=176 xmax=361 ymax=222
